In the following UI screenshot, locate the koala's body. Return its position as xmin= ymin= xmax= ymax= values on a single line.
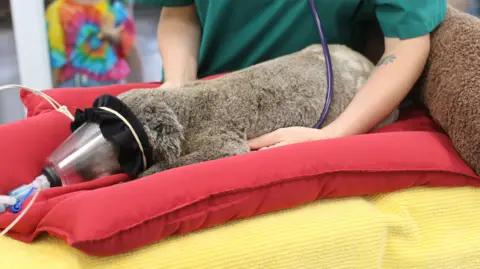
xmin=117 ymin=44 xmax=399 ymax=177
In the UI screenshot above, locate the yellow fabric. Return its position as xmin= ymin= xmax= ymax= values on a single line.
xmin=1 ymin=186 xmax=480 ymax=269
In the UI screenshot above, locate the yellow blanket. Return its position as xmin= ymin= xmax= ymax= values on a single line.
xmin=1 ymin=186 xmax=479 ymax=269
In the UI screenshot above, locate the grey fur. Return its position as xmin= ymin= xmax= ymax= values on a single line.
xmin=117 ymin=44 xmax=400 ymax=177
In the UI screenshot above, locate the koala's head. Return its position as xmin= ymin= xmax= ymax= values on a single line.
xmin=117 ymin=89 xmax=185 ymax=167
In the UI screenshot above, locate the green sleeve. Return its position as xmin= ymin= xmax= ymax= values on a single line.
xmin=374 ymin=0 xmax=448 ymax=39
xmin=135 ymin=0 xmax=194 ymax=7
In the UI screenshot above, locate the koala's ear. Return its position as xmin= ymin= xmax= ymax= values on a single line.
xmin=118 ymin=89 xmax=184 ymax=167
xmin=140 ymin=101 xmax=185 ymax=166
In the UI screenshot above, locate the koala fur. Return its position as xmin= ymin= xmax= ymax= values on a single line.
xmin=117 ymin=44 xmax=400 ymax=177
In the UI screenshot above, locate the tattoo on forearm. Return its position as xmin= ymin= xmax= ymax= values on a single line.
xmin=376 ymin=55 xmax=397 ymax=67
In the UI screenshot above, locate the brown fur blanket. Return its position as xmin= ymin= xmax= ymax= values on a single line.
xmin=417 ymin=6 xmax=480 ymax=175
xmin=358 ymin=5 xmax=480 ymax=176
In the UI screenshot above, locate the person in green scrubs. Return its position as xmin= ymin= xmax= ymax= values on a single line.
xmin=154 ymin=0 xmax=447 ymax=149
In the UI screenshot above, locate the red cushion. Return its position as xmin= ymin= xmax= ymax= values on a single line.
xmin=20 ymin=74 xmax=225 ymax=117
xmin=0 ymin=107 xmax=479 ymax=256
xmin=20 ymin=82 xmax=158 ymax=118
xmin=0 ymin=79 xmax=478 ymax=257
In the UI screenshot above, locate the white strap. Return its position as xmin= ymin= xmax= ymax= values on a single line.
xmin=0 ymin=84 xmax=74 ymax=121
xmin=98 ymin=106 xmax=147 ymax=171
xmin=0 ymin=84 xmax=146 ymax=170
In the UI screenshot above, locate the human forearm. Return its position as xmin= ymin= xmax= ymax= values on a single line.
xmin=158 ymin=5 xmax=201 ymax=85
xmin=323 ymin=35 xmax=431 ymax=137
xmin=103 ymin=32 xmax=121 ymax=44
xmin=51 ymin=69 xmax=59 ymax=87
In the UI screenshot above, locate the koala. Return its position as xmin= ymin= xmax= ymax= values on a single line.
xmin=117 ymin=44 xmax=400 ymax=177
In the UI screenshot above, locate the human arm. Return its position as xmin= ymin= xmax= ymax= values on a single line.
xmin=248 ymin=36 xmax=431 ymax=150
xmin=99 ymin=2 xmax=135 ymax=53
xmin=157 ymin=4 xmax=201 ymax=88
xmin=248 ymin=0 xmax=447 ymax=150
xmin=98 ymin=17 xmax=123 ymax=44
xmin=322 ymin=35 xmax=430 ymax=137
xmin=120 ymin=2 xmax=143 ymax=83
xmin=51 ymin=69 xmax=60 ymax=87
xmin=326 ymin=0 xmax=447 ymax=137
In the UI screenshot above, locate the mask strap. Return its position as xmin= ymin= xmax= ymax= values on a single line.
xmin=0 ymin=84 xmax=146 ymax=170
xmin=0 ymin=84 xmax=70 ymax=237
xmin=98 ymin=106 xmax=147 ymax=171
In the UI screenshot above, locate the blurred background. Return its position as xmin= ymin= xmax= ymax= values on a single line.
xmin=0 ymin=0 xmax=478 ymax=125
xmin=0 ymin=0 xmax=163 ymax=124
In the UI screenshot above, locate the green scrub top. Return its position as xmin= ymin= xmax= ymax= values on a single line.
xmin=152 ymin=0 xmax=447 ymax=79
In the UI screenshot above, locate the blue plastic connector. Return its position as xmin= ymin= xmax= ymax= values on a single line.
xmin=10 ymin=203 xmax=22 ymax=214
xmin=10 ymin=187 xmax=36 ymax=214
xmin=8 ymin=184 xmax=31 ymax=198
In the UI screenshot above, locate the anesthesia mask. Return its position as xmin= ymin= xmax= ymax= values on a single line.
xmin=0 ymin=94 xmax=153 ymax=237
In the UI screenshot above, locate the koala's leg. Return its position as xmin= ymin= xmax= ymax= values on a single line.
xmin=168 ymin=128 xmax=250 ymax=169
xmin=138 ymin=128 xmax=250 ymax=177
xmin=168 ymin=145 xmax=247 ymax=169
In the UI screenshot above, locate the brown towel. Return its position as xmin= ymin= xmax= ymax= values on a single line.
xmin=418 ymin=6 xmax=480 ymax=175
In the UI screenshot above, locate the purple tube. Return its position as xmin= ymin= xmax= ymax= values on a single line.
xmin=308 ymin=0 xmax=334 ymax=129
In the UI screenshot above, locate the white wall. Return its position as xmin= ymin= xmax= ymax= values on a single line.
xmin=10 ymin=0 xmax=52 ymax=89
xmin=0 ymin=25 xmax=23 ymax=125
xmin=0 ymin=0 xmax=52 ymax=125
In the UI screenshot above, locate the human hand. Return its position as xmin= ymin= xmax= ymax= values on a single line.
xmin=247 ymin=126 xmax=337 ymax=150
xmin=158 ymin=81 xmax=186 ymax=89
xmin=97 ymin=16 xmax=123 ymax=43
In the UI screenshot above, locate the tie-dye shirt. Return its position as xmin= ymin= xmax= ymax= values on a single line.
xmin=46 ymin=0 xmax=136 ymax=83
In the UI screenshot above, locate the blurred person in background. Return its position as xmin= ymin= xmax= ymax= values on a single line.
xmin=470 ymin=0 xmax=479 ymax=16
xmin=449 ymin=0 xmax=472 ymax=12
xmin=448 ymin=0 xmax=479 ymax=15
xmin=46 ymin=0 xmax=137 ymax=88
xmin=118 ymin=0 xmax=145 ymax=82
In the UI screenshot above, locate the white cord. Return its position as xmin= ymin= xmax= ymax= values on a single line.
xmin=0 ymin=84 xmax=64 ymax=237
xmin=0 ymin=84 xmax=74 ymax=121
xmin=0 ymin=188 xmax=39 ymax=237
xmin=98 ymin=106 xmax=147 ymax=171
xmin=0 ymin=84 xmax=147 ymax=237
